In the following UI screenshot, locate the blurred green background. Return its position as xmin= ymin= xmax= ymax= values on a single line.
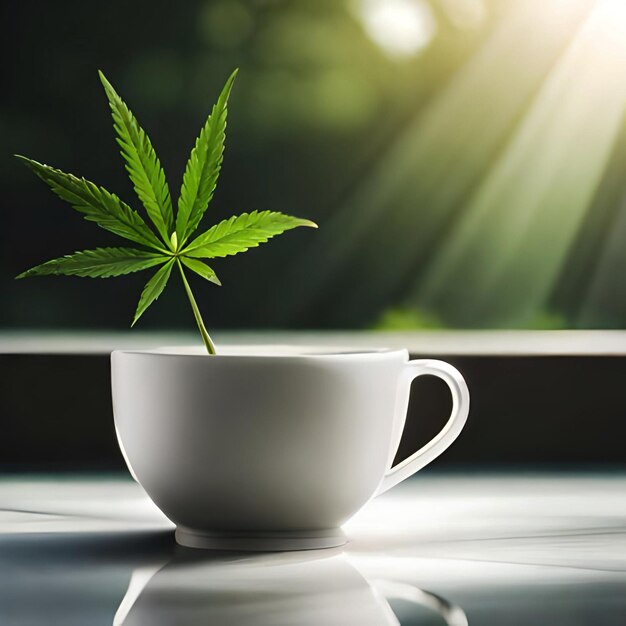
xmin=3 ymin=0 xmax=626 ymax=331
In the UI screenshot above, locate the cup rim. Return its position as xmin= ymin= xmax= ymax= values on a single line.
xmin=112 ymin=345 xmax=409 ymax=359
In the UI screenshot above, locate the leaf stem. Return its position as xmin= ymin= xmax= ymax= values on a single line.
xmin=176 ymin=259 xmax=216 ymax=355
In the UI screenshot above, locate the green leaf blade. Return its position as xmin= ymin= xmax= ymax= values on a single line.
xmin=16 ymin=247 xmax=169 ymax=279
xmin=16 ymin=156 xmax=165 ymax=251
xmin=99 ymin=71 xmax=173 ymax=242
xmin=180 ymin=256 xmax=221 ymax=285
xmin=132 ymin=258 xmax=175 ymax=325
xmin=176 ymin=69 xmax=238 ymax=244
xmin=183 ymin=211 xmax=317 ymax=259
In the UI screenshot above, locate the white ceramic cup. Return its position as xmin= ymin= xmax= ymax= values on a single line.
xmin=111 ymin=347 xmax=470 ymax=550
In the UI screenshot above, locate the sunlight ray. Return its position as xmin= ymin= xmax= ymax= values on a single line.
xmin=415 ymin=0 xmax=626 ymax=326
xmin=280 ymin=0 xmax=596 ymax=324
xmin=578 ymin=188 xmax=626 ymax=326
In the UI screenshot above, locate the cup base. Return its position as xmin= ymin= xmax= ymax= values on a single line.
xmin=175 ymin=526 xmax=347 ymax=552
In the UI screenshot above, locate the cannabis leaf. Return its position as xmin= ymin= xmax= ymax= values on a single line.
xmin=177 ymin=69 xmax=237 ymax=245
xmin=17 ymin=248 xmax=168 ymax=279
xmin=183 ymin=211 xmax=317 ymax=259
xmin=16 ymin=69 xmax=317 ymax=354
xmin=133 ymin=259 xmax=175 ymax=326
xmin=179 ymin=257 xmax=221 ymax=285
xmin=99 ymin=70 xmax=174 ymax=243
xmin=15 ymin=157 xmax=166 ymax=251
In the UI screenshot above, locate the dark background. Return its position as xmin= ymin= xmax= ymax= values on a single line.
xmin=3 ymin=0 xmax=626 ymax=332
xmin=2 ymin=350 xmax=624 ymax=472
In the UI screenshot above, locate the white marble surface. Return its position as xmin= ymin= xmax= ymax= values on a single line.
xmin=1 ymin=473 xmax=625 ymax=624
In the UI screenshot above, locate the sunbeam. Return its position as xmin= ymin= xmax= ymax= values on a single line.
xmin=578 ymin=186 xmax=626 ymax=326
xmin=280 ymin=0 xmax=596 ymax=326
xmin=415 ymin=0 xmax=626 ymax=326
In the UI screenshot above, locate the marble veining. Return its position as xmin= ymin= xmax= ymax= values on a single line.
xmin=1 ymin=473 xmax=624 ymax=624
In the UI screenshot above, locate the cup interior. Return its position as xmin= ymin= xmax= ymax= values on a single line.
xmin=116 ymin=345 xmax=406 ymax=358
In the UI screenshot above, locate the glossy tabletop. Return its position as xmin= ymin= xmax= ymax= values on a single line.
xmin=1 ymin=473 xmax=624 ymax=625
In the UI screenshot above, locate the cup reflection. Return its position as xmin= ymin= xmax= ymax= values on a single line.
xmin=114 ymin=549 xmax=467 ymax=626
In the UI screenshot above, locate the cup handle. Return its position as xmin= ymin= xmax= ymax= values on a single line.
xmin=373 ymin=579 xmax=469 ymax=626
xmin=376 ymin=359 xmax=470 ymax=496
